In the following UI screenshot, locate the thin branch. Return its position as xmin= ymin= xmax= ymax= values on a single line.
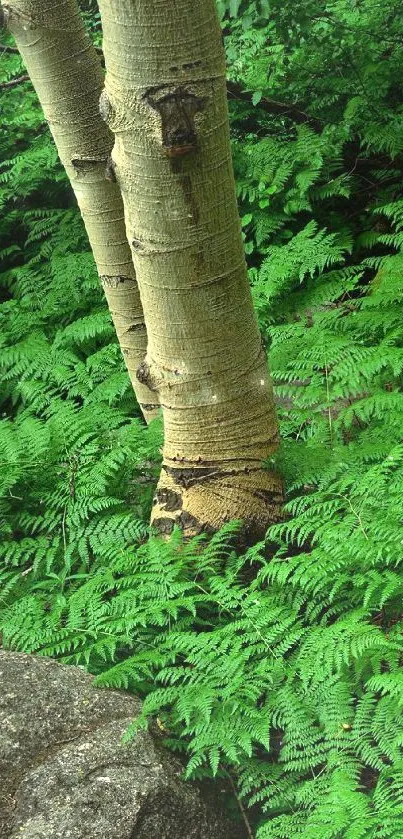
xmin=0 ymin=73 xmax=29 ymax=88
xmin=0 ymin=43 xmax=19 ymax=53
xmin=1 ymin=39 xmax=322 ymax=130
xmin=224 ymin=767 xmax=255 ymax=839
xmin=95 ymin=41 xmax=318 ymax=132
xmin=226 ymin=79 xmax=323 ymax=131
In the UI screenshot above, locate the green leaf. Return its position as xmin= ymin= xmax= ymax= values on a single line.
xmin=217 ymin=0 xmax=226 ymax=20
xmin=229 ymin=0 xmax=242 ymax=17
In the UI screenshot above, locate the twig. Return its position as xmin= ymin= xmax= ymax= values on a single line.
xmin=1 ymin=40 xmax=322 ymax=131
xmin=0 ymin=43 xmax=19 ymax=53
xmin=226 ymin=79 xmax=323 ymax=131
xmin=0 ymin=73 xmax=29 ymax=89
xmin=223 ymin=767 xmax=255 ymax=839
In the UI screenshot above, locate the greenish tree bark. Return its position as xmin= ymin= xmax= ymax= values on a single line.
xmin=97 ymin=0 xmax=283 ymax=537
xmin=2 ymin=0 xmax=158 ymax=422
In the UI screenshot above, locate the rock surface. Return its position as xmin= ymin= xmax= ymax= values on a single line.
xmin=0 ymin=650 xmax=242 ymax=838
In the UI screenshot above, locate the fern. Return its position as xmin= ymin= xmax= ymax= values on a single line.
xmin=2 ymin=1 xmax=403 ymax=837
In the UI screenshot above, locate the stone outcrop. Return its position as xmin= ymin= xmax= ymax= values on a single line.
xmin=0 ymin=651 xmax=242 ymax=838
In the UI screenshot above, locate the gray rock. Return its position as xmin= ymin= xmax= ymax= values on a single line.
xmin=0 ymin=651 xmax=242 ymax=839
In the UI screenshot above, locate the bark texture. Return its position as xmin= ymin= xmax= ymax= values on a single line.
xmin=98 ymin=0 xmax=283 ymax=537
xmin=3 ymin=0 xmax=158 ymax=422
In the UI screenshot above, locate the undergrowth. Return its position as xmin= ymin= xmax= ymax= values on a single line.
xmin=1 ymin=0 xmax=403 ymax=836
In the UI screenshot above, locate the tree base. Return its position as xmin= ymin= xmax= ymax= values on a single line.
xmin=152 ymin=463 xmax=284 ymax=540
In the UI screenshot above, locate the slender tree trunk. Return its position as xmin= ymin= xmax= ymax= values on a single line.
xmin=2 ymin=0 xmax=158 ymax=422
xmin=97 ymin=0 xmax=283 ymax=538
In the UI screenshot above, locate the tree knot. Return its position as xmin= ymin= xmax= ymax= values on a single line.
xmin=144 ymin=85 xmax=207 ymax=157
xmin=99 ymin=89 xmax=114 ymax=125
xmin=136 ymin=360 xmax=156 ymax=391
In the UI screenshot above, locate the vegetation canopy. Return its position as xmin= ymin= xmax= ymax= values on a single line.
xmin=1 ymin=0 xmax=403 ymax=836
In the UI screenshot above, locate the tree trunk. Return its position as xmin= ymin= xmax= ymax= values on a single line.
xmin=2 ymin=0 xmax=158 ymax=422
xmin=97 ymin=0 xmax=283 ymax=538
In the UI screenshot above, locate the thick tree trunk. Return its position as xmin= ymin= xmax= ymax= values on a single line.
xmin=2 ymin=0 xmax=158 ymax=422
xmin=97 ymin=0 xmax=283 ymax=537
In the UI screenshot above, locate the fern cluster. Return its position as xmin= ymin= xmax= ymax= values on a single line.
xmin=3 ymin=511 xmax=402 ymax=838
xmin=0 ymin=48 xmax=162 ymax=610
xmin=1 ymin=1 xmax=403 ymax=837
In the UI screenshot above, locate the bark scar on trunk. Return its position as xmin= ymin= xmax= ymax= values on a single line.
xmin=144 ymin=85 xmax=207 ymax=157
xmin=127 ymin=322 xmax=147 ymax=333
xmin=104 ymin=155 xmax=117 ymax=182
xmin=100 ymin=275 xmax=132 ymax=288
xmin=140 ymin=402 xmax=160 ymax=412
xmin=99 ymin=88 xmax=114 ymax=125
xmin=178 ymin=172 xmax=199 ymax=224
xmin=163 ymin=464 xmax=263 ymax=488
xmin=136 ymin=359 xmax=157 ymax=391
xmin=155 ymin=488 xmax=183 ymax=512
xmin=71 ymin=156 xmax=108 ymax=174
